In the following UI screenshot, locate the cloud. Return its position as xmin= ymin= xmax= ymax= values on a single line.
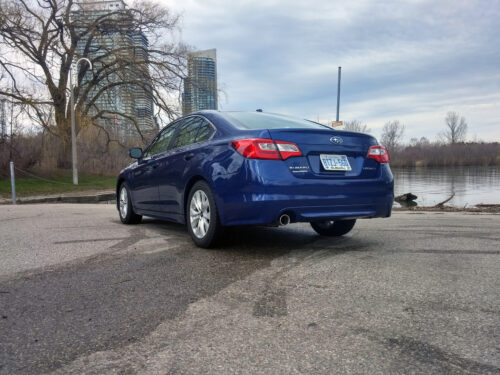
xmin=163 ymin=0 xmax=500 ymax=141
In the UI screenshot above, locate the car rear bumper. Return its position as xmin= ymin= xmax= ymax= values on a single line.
xmin=212 ymin=161 xmax=394 ymax=226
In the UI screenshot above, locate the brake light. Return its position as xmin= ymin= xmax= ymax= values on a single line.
xmin=231 ymin=138 xmax=302 ymax=160
xmin=367 ymin=145 xmax=390 ymax=163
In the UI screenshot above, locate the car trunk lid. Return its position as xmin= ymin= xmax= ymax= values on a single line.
xmin=267 ymin=128 xmax=380 ymax=179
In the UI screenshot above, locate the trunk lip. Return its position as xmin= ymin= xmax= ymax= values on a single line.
xmin=266 ymin=128 xmax=378 ymax=146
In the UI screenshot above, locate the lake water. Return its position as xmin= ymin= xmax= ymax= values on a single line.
xmin=392 ymin=166 xmax=500 ymax=207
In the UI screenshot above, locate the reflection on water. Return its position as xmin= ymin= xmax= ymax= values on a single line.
xmin=392 ymin=166 xmax=500 ymax=207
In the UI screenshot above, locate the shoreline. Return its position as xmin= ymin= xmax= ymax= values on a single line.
xmin=393 ymin=204 xmax=500 ymax=213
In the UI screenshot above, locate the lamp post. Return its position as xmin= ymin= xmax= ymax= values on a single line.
xmin=69 ymin=57 xmax=92 ymax=185
xmin=336 ymin=66 xmax=341 ymax=122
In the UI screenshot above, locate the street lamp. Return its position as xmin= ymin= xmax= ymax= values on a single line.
xmin=336 ymin=66 xmax=341 ymax=122
xmin=69 ymin=57 xmax=92 ymax=185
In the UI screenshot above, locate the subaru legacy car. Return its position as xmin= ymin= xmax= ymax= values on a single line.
xmin=117 ymin=111 xmax=394 ymax=247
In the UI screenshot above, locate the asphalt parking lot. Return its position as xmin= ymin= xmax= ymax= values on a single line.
xmin=0 ymin=204 xmax=499 ymax=374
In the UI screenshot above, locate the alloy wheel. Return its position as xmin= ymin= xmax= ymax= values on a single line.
xmin=119 ymin=186 xmax=128 ymax=219
xmin=189 ymin=190 xmax=210 ymax=238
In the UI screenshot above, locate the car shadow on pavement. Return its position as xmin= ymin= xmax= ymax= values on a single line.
xmin=142 ymin=218 xmax=366 ymax=254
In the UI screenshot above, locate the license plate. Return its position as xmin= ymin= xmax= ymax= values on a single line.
xmin=319 ymin=154 xmax=352 ymax=171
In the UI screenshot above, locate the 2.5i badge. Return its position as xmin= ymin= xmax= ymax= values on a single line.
xmin=289 ymin=165 xmax=310 ymax=173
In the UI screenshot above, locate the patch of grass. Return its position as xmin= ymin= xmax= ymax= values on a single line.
xmin=0 ymin=175 xmax=117 ymax=198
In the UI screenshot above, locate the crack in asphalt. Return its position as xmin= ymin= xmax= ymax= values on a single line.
xmin=54 ymin=237 xmax=135 ymax=244
xmin=0 ymin=213 xmax=44 ymax=222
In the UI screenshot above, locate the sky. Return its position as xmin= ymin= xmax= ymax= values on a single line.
xmin=163 ymin=0 xmax=500 ymax=142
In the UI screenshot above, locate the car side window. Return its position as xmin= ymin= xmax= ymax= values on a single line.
xmin=195 ymin=118 xmax=215 ymax=142
xmin=171 ymin=117 xmax=202 ymax=149
xmin=144 ymin=123 xmax=177 ymax=158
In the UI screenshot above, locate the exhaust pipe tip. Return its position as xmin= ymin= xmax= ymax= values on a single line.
xmin=279 ymin=214 xmax=290 ymax=226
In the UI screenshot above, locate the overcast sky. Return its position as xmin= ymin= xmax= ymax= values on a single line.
xmin=164 ymin=0 xmax=500 ymax=142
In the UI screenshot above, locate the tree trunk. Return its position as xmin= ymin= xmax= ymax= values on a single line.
xmin=55 ymin=109 xmax=72 ymax=170
xmin=56 ymin=134 xmax=72 ymax=169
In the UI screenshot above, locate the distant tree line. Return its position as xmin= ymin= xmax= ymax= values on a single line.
xmin=389 ymin=142 xmax=500 ymax=168
xmin=342 ymin=111 xmax=499 ymax=167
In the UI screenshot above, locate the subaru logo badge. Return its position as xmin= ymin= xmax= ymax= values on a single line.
xmin=330 ymin=136 xmax=343 ymax=145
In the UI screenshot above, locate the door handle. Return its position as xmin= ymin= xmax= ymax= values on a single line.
xmin=184 ymin=153 xmax=195 ymax=161
xmin=152 ymin=162 xmax=160 ymax=169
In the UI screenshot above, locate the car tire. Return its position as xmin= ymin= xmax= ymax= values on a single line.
xmin=186 ymin=181 xmax=222 ymax=248
xmin=118 ymin=182 xmax=142 ymax=224
xmin=310 ymin=219 xmax=356 ymax=236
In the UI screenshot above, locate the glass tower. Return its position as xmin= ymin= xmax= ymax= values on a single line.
xmin=182 ymin=49 xmax=218 ymax=115
xmin=72 ymin=0 xmax=156 ymax=139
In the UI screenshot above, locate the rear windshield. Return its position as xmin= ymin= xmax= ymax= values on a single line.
xmin=223 ymin=112 xmax=330 ymax=130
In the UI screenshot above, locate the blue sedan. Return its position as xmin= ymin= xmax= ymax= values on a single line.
xmin=116 ymin=111 xmax=394 ymax=247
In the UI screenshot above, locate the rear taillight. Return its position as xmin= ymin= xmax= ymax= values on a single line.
xmin=275 ymin=141 xmax=302 ymax=159
xmin=231 ymin=138 xmax=302 ymax=160
xmin=367 ymin=145 xmax=390 ymax=163
xmin=231 ymin=139 xmax=279 ymax=159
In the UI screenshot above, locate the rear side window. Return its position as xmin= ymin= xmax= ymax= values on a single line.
xmin=195 ymin=119 xmax=215 ymax=142
xmin=145 ymin=123 xmax=177 ymax=157
xmin=171 ymin=117 xmax=203 ymax=149
xmin=223 ymin=112 xmax=329 ymax=130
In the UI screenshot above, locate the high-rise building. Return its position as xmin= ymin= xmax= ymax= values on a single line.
xmin=72 ymin=0 xmax=156 ymax=138
xmin=182 ymin=49 xmax=218 ymax=115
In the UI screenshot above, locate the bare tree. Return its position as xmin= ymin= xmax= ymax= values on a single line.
xmin=409 ymin=136 xmax=430 ymax=147
xmin=380 ymin=120 xmax=405 ymax=152
xmin=441 ymin=111 xmax=467 ymax=144
xmin=343 ymin=120 xmax=370 ymax=133
xmin=0 ymin=0 xmax=187 ymax=168
xmin=419 ymin=136 xmax=430 ymax=146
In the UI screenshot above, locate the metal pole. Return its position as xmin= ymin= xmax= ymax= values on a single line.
xmin=69 ymin=58 xmax=92 ymax=185
xmin=10 ymin=81 xmax=14 ymax=160
xmin=10 ymin=161 xmax=16 ymax=204
xmin=336 ymin=66 xmax=341 ymax=122
xmin=70 ymin=68 xmax=78 ymax=185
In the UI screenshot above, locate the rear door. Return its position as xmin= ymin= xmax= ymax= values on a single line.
xmin=157 ymin=116 xmax=214 ymax=216
xmin=267 ymin=128 xmax=379 ymax=179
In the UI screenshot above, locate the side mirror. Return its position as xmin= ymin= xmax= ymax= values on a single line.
xmin=129 ymin=147 xmax=143 ymax=159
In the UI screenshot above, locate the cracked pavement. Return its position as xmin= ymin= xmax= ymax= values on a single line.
xmin=0 ymin=204 xmax=499 ymax=374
